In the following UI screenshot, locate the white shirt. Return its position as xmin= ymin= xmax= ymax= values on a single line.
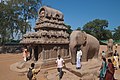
xmin=56 ymin=58 xmax=64 ymax=68
xmin=77 ymin=50 xmax=82 ymax=59
xmin=102 ymin=52 xmax=106 ymax=57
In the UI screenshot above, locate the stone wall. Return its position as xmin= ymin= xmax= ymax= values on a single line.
xmin=0 ymin=45 xmax=23 ymax=54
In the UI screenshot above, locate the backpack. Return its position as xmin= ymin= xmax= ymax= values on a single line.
xmin=27 ymin=68 xmax=33 ymax=79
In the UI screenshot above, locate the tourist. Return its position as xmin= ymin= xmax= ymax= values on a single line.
xmin=99 ymin=57 xmax=107 ymax=80
xmin=113 ymin=50 xmax=119 ymax=69
xmin=114 ymin=44 xmax=118 ymax=51
xmin=27 ymin=63 xmax=41 ymax=80
xmin=56 ymin=55 xmax=65 ymax=80
xmin=105 ymin=59 xmax=115 ymax=80
xmin=76 ymin=47 xmax=82 ymax=69
xmin=23 ymin=47 xmax=28 ymax=62
xmin=101 ymin=51 xmax=106 ymax=58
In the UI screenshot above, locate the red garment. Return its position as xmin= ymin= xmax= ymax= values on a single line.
xmin=105 ymin=63 xmax=115 ymax=80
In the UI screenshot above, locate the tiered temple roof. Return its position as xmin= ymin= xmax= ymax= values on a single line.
xmin=20 ymin=6 xmax=69 ymax=44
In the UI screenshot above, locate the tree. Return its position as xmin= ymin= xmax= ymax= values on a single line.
xmin=101 ymin=29 xmax=112 ymax=40
xmin=83 ymin=19 xmax=111 ymax=40
xmin=76 ymin=27 xmax=81 ymax=30
xmin=7 ymin=0 xmax=42 ymax=35
xmin=0 ymin=0 xmax=42 ymax=44
xmin=0 ymin=2 xmax=12 ymax=44
xmin=113 ymin=26 xmax=120 ymax=40
xmin=65 ymin=24 xmax=73 ymax=34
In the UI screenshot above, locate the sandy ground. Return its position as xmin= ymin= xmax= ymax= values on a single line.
xmin=0 ymin=54 xmax=47 ymax=80
xmin=0 ymin=45 xmax=120 ymax=80
xmin=0 ymin=54 xmax=26 ymax=80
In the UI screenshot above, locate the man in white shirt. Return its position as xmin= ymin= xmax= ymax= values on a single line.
xmin=56 ymin=55 xmax=65 ymax=80
xmin=76 ymin=47 xmax=82 ymax=69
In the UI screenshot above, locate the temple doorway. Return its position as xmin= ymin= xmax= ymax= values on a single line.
xmin=34 ymin=46 xmax=39 ymax=61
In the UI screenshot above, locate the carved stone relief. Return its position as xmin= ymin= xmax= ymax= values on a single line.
xmin=20 ymin=6 xmax=70 ymax=63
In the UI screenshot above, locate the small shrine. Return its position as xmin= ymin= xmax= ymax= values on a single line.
xmin=20 ymin=6 xmax=70 ymax=67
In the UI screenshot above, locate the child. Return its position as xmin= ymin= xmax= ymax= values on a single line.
xmin=27 ymin=63 xmax=41 ymax=80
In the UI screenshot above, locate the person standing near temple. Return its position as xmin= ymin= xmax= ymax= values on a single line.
xmin=23 ymin=47 xmax=28 ymax=62
xmin=56 ymin=55 xmax=65 ymax=80
xmin=76 ymin=47 xmax=82 ymax=69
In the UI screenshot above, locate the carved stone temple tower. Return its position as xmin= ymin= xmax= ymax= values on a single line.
xmin=20 ymin=6 xmax=70 ymax=67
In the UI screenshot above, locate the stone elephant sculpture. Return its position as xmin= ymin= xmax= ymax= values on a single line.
xmin=69 ymin=30 xmax=100 ymax=64
xmin=106 ymin=39 xmax=113 ymax=57
xmin=107 ymin=39 xmax=113 ymax=52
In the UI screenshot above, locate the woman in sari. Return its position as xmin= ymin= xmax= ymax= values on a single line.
xmin=105 ymin=59 xmax=115 ymax=80
xmin=99 ymin=57 xmax=107 ymax=80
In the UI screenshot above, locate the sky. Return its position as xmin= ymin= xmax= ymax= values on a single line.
xmin=28 ymin=0 xmax=120 ymax=31
xmin=34 ymin=0 xmax=120 ymax=30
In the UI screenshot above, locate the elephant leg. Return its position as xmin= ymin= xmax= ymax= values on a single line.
xmin=93 ymin=48 xmax=99 ymax=59
xmin=71 ymin=47 xmax=76 ymax=65
xmin=81 ymin=47 xmax=88 ymax=62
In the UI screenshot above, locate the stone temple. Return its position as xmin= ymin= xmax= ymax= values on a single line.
xmin=20 ymin=6 xmax=70 ymax=67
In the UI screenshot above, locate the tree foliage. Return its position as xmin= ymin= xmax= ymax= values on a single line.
xmin=83 ymin=19 xmax=112 ymax=40
xmin=65 ymin=24 xmax=73 ymax=34
xmin=0 ymin=0 xmax=42 ymax=44
xmin=101 ymin=29 xmax=112 ymax=40
xmin=113 ymin=26 xmax=120 ymax=40
xmin=76 ymin=27 xmax=81 ymax=30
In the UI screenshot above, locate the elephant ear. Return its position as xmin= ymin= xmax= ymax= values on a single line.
xmin=82 ymin=31 xmax=87 ymax=41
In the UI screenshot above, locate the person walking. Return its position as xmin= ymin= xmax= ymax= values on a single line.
xmin=105 ymin=59 xmax=115 ymax=80
xmin=27 ymin=63 xmax=41 ymax=80
xmin=76 ymin=47 xmax=82 ymax=69
xmin=56 ymin=55 xmax=65 ymax=80
xmin=99 ymin=57 xmax=107 ymax=80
